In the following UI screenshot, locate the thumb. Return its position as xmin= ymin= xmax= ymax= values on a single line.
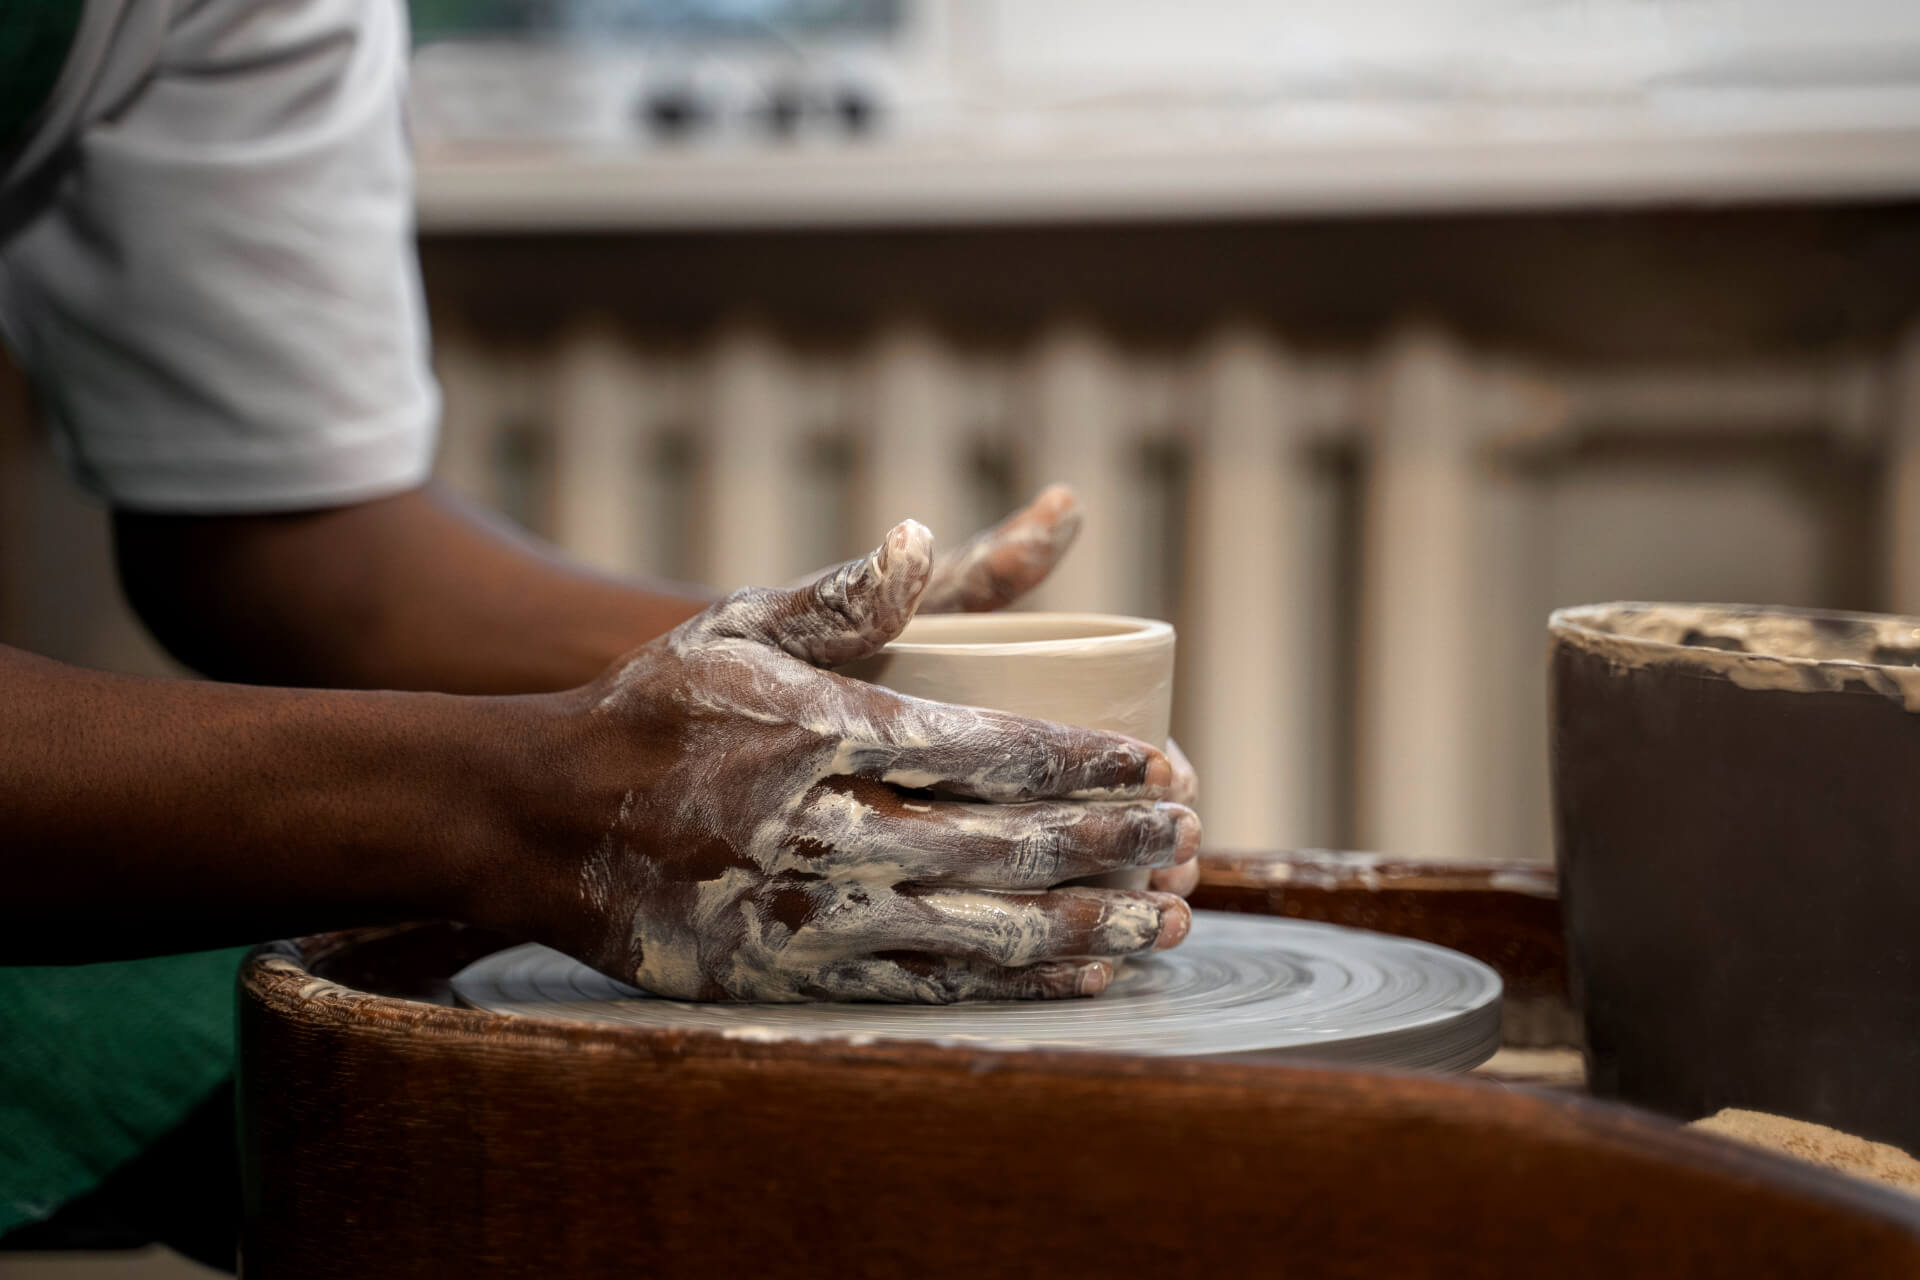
xmin=708 ymin=520 xmax=933 ymax=667
xmin=923 ymin=482 xmax=1082 ymax=613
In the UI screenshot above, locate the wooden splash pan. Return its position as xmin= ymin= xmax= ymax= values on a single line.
xmin=238 ymin=852 xmax=1920 ymax=1278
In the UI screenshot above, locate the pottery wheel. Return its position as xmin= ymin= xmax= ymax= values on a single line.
xmin=451 ymin=912 xmax=1502 ymax=1072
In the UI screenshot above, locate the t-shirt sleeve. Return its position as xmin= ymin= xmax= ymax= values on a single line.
xmin=0 ymin=0 xmax=439 ymax=513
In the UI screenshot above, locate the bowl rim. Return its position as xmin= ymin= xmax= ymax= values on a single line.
xmin=1548 ymin=602 xmax=1920 ymax=711
xmin=883 ymin=611 xmax=1174 ymax=657
xmin=1549 ymin=601 xmax=1920 ymax=669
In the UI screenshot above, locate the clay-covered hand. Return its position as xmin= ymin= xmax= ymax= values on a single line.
xmin=509 ymin=521 xmax=1202 ymax=1003
xmin=786 ymin=484 xmax=1205 ymax=898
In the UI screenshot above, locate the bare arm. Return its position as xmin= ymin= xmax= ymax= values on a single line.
xmin=112 ymin=484 xmax=714 ymax=694
xmin=0 ymin=643 xmax=537 ymax=963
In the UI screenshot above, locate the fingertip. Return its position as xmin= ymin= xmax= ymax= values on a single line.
xmin=1076 ymin=959 xmax=1113 ymax=996
xmin=1034 ymin=487 xmax=1082 ymax=556
xmin=871 ymin=519 xmax=935 ymax=618
xmin=881 ymin=519 xmax=934 ymax=573
xmin=1031 ymin=482 xmax=1079 ymax=520
xmin=1165 ymin=736 xmax=1200 ymax=807
xmin=1166 ymin=804 xmax=1203 ymax=863
xmin=1142 ymin=748 xmax=1174 ymax=792
xmin=1152 ymin=896 xmax=1192 ymax=950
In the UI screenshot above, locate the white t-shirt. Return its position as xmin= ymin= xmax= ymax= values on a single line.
xmin=0 ymin=0 xmax=439 ymax=512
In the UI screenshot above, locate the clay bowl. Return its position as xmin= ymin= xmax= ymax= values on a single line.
xmin=838 ymin=611 xmax=1174 ymax=746
xmin=1550 ymin=603 xmax=1920 ymax=1151
xmin=238 ymin=916 xmax=1920 ymax=1278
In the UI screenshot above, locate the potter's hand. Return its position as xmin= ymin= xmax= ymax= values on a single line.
xmin=790 ymin=485 xmax=1204 ymax=896
xmin=508 ymin=521 xmax=1201 ymax=1003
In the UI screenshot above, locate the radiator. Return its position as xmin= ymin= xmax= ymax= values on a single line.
xmin=431 ymin=314 xmax=1911 ymax=862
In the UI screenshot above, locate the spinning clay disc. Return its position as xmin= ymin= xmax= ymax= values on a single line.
xmin=451 ymin=912 xmax=1503 ymax=1072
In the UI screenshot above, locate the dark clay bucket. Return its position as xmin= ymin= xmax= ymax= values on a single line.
xmin=1550 ymin=603 xmax=1920 ymax=1151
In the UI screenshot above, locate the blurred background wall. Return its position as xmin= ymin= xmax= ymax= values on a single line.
xmin=6 ymin=0 xmax=1920 ymax=870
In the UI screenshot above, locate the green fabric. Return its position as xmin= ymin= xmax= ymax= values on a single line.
xmin=0 ymin=1 xmax=87 ymax=153
xmin=0 ymin=947 xmax=248 ymax=1235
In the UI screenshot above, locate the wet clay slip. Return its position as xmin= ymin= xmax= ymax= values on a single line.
xmin=840 ymin=612 xmax=1175 ymax=889
xmin=1550 ymin=603 xmax=1920 ymax=1152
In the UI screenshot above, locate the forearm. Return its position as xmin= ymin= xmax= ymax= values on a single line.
xmin=114 ymin=485 xmax=714 ymax=694
xmin=0 ymin=644 xmax=554 ymax=963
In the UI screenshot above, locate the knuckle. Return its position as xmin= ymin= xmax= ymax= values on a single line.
xmin=814 ymin=581 xmax=867 ymax=632
xmin=706 ymin=587 xmax=781 ymax=637
xmin=1070 ymin=804 xmax=1169 ymax=869
xmin=977 ymin=924 xmax=1026 ymax=968
xmin=927 ymin=978 xmax=973 ymax=1004
xmin=1004 ymin=828 xmax=1067 ymax=885
xmin=1013 ymin=964 xmax=1068 ymax=1000
xmin=718 ymin=585 xmax=774 ymax=614
xmin=1124 ymin=803 xmax=1179 ymax=865
xmin=948 ymin=896 xmax=1047 ymax=967
xmin=1019 ymin=730 xmax=1079 ymax=795
xmin=913 ymin=960 xmax=973 ymax=1004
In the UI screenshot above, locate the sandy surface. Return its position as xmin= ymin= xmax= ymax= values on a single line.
xmin=1691 ymin=1108 xmax=1920 ymax=1196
